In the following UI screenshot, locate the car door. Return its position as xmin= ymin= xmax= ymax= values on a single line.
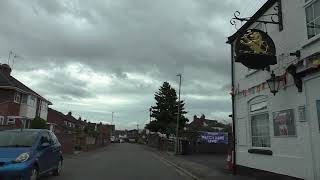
xmin=49 ymin=131 xmax=61 ymax=168
xmin=37 ymin=132 xmax=54 ymax=173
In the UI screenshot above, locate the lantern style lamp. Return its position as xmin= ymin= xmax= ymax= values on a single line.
xmin=266 ymin=71 xmax=281 ymax=96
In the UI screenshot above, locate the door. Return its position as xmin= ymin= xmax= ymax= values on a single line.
xmin=305 ymin=75 xmax=320 ymax=179
xmin=38 ymin=132 xmax=54 ymax=173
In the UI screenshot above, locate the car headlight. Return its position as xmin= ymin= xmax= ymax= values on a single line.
xmin=14 ymin=153 xmax=30 ymax=163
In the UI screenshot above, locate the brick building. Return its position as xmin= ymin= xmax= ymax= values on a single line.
xmin=0 ymin=64 xmax=51 ymax=130
xmin=47 ymin=108 xmax=113 ymax=153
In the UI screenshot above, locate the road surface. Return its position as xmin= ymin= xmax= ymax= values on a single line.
xmin=43 ymin=143 xmax=193 ymax=180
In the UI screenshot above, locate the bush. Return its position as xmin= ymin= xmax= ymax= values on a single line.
xmin=31 ymin=117 xmax=47 ymax=129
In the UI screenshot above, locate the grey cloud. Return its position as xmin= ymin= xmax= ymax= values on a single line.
xmin=0 ymin=0 xmax=266 ymax=129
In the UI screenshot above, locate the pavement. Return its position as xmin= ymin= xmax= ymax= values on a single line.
xmin=41 ymin=143 xmax=194 ymax=180
xmin=147 ymin=147 xmax=255 ymax=180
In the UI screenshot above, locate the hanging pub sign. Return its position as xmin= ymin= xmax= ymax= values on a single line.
xmin=235 ymin=29 xmax=277 ymax=69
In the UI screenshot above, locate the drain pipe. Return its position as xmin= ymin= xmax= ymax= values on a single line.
xmin=230 ymin=42 xmax=237 ymax=175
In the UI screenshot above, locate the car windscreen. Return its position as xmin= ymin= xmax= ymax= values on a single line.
xmin=0 ymin=131 xmax=38 ymax=147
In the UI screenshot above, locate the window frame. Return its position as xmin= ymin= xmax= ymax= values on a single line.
xmin=7 ymin=118 xmax=16 ymax=125
xmin=0 ymin=116 xmax=4 ymax=125
xmin=28 ymin=96 xmax=36 ymax=107
xmin=250 ymin=112 xmax=271 ymax=148
xmin=248 ymin=96 xmax=271 ymax=149
xmin=21 ymin=94 xmax=28 ymax=104
xmin=14 ymin=93 xmax=21 ymax=104
xmin=305 ymin=0 xmax=320 ymax=39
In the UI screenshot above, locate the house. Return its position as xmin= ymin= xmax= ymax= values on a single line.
xmin=187 ymin=114 xmax=229 ymax=132
xmin=0 ymin=64 xmax=52 ymax=130
xmin=47 ymin=109 xmax=81 ymax=134
xmin=97 ymin=123 xmax=113 ymax=144
xmin=227 ymin=0 xmax=320 ymax=179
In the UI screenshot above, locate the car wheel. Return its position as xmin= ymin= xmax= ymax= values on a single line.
xmin=53 ymin=159 xmax=63 ymax=176
xmin=30 ymin=167 xmax=39 ymax=180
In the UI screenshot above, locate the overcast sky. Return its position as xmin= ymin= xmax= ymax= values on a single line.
xmin=0 ymin=0 xmax=266 ymax=130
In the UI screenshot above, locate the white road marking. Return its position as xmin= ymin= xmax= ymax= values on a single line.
xmin=152 ymin=153 xmax=200 ymax=180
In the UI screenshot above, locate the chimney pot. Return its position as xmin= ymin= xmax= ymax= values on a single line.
xmin=0 ymin=64 xmax=12 ymax=76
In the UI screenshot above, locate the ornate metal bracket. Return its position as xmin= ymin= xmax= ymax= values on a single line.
xmin=230 ymin=0 xmax=283 ymax=31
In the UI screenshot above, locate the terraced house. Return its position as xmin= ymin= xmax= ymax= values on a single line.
xmin=0 ymin=63 xmax=52 ymax=130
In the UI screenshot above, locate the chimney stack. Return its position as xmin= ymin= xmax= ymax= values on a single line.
xmin=67 ymin=111 xmax=72 ymax=116
xmin=0 ymin=64 xmax=12 ymax=76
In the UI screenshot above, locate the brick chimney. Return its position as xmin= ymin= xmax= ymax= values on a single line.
xmin=0 ymin=64 xmax=12 ymax=76
xmin=67 ymin=111 xmax=72 ymax=116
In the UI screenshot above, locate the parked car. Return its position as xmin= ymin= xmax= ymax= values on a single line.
xmin=0 ymin=129 xmax=63 ymax=180
xmin=110 ymin=136 xmax=115 ymax=143
xmin=128 ymin=138 xmax=136 ymax=143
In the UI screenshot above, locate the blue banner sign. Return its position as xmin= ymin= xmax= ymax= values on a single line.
xmin=201 ymin=132 xmax=228 ymax=144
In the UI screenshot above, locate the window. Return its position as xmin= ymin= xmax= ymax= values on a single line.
xmin=0 ymin=116 xmax=4 ymax=125
xmin=251 ymin=113 xmax=270 ymax=147
xmin=40 ymin=132 xmax=51 ymax=144
xmin=273 ymin=109 xmax=296 ymax=136
xmin=28 ymin=96 xmax=36 ymax=107
xmin=42 ymin=101 xmax=48 ymax=111
xmin=50 ymin=132 xmax=59 ymax=144
xmin=7 ymin=118 xmax=15 ymax=125
xmin=14 ymin=93 xmax=21 ymax=103
xmin=250 ymin=101 xmax=267 ymax=112
xmin=21 ymin=95 xmax=28 ymax=104
xmin=306 ymin=0 xmax=320 ymax=39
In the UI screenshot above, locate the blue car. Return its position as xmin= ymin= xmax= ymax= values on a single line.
xmin=0 ymin=129 xmax=63 ymax=180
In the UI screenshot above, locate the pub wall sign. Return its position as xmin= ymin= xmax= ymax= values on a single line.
xmin=235 ymin=29 xmax=277 ymax=70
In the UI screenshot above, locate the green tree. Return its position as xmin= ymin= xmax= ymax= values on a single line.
xmin=31 ymin=117 xmax=48 ymax=129
xmin=146 ymin=82 xmax=188 ymax=134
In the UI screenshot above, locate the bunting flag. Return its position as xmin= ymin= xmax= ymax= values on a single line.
xmin=235 ymin=81 xmax=269 ymax=98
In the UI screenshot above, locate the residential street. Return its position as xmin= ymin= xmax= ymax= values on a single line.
xmin=43 ymin=143 xmax=193 ymax=180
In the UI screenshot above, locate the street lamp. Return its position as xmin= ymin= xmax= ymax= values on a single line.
xmin=175 ymin=74 xmax=182 ymax=155
xmin=266 ymin=71 xmax=281 ymax=96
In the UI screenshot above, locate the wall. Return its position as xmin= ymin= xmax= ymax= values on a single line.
xmin=19 ymin=104 xmax=36 ymax=119
xmin=232 ymin=0 xmax=320 ymax=179
xmin=0 ymin=102 xmax=20 ymax=116
xmin=0 ymin=89 xmax=14 ymax=103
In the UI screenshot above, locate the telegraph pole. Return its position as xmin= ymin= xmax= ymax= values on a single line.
xmin=149 ymin=107 xmax=152 ymax=123
xmin=175 ymin=74 xmax=182 ymax=155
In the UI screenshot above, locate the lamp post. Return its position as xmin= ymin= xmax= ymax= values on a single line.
xmin=266 ymin=71 xmax=281 ymax=96
xmin=175 ymin=74 xmax=182 ymax=155
xmin=111 ymin=112 xmax=114 ymax=125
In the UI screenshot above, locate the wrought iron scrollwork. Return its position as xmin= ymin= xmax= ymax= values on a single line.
xmin=230 ymin=0 xmax=283 ymax=31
